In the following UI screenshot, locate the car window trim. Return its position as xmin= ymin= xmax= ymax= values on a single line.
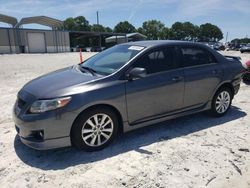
xmin=180 ymin=62 xmax=218 ymax=70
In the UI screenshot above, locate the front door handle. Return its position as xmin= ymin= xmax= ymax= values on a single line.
xmin=172 ymin=76 xmax=183 ymax=82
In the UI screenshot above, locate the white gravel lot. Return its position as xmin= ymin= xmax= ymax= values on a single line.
xmin=0 ymin=51 xmax=250 ymax=188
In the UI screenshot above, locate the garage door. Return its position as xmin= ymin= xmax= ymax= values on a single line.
xmin=27 ymin=32 xmax=46 ymax=53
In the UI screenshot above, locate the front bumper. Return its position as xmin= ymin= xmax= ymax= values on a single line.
xmin=13 ymin=106 xmax=77 ymax=150
xmin=19 ymin=134 xmax=71 ymax=150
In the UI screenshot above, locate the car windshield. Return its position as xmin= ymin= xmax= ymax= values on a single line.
xmin=80 ymin=45 xmax=145 ymax=75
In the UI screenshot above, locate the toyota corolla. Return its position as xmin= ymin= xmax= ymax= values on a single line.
xmin=13 ymin=41 xmax=244 ymax=151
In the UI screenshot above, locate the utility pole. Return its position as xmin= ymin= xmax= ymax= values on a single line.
xmin=96 ymin=11 xmax=99 ymax=25
xmin=96 ymin=11 xmax=101 ymax=48
xmin=225 ymin=32 xmax=228 ymax=43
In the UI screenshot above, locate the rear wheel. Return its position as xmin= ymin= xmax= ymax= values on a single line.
xmin=210 ymin=87 xmax=233 ymax=117
xmin=71 ymin=107 xmax=118 ymax=151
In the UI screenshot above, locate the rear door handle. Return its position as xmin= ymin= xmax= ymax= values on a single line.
xmin=172 ymin=76 xmax=183 ymax=82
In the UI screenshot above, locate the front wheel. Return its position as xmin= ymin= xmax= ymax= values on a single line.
xmin=210 ymin=87 xmax=233 ymax=117
xmin=71 ymin=107 xmax=119 ymax=151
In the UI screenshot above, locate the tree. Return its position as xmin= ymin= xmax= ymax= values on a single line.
xmin=63 ymin=16 xmax=92 ymax=47
xmin=139 ymin=20 xmax=166 ymax=40
xmin=170 ymin=22 xmax=199 ymax=41
xmin=74 ymin=16 xmax=91 ymax=31
xmin=158 ymin=27 xmax=171 ymax=40
xmin=170 ymin=22 xmax=185 ymax=40
xmin=231 ymin=38 xmax=250 ymax=44
xmin=182 ymin=22 xmax=199 ymax=41
xmin=63 ymin=16 xmax=91 ymax=31
xmin=105 ymin=27 xmax=113 ymax=32
xmin=199 ymin=23 xmax=223 ymax=42
xmin=91 ymin=24 xmax=106 ymax=32
xmin=63 ymin=17 xmax=75 ymax=30
xmin=114 ymin=21 xmax=136 ymax=33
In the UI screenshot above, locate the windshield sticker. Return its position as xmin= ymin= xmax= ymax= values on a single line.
xmin=128 ymin=46 xmax=144 ymax=51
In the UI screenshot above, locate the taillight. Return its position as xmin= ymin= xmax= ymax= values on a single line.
xmin=246 ymin=60 xmax=250 ymax=67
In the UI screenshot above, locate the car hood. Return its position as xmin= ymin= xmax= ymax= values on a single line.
xmin=22 ymin=65 xmax=103 ymax=98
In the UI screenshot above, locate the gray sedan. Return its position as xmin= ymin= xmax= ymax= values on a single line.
xmin=240 ymin=44 xmax=250 ymax=53
xmin=13 ymin=41 xmax=244 ymax=151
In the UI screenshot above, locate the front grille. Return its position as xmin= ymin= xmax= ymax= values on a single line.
xmin=17 ymin=98 xmax=26 ymax=109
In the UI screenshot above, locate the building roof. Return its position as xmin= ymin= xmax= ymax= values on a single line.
xmin=106 ymin=32 xmax=146 ymax=42
xmin=0 ymin=13 xmax=18 ymax=27
xmin=126 ymin=32 xmax=147 ymax=38
xmin=15 ymin=16 xmax=63 ymax=29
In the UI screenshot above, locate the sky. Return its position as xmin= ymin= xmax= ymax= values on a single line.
xmin=0 ymin=0 xmax=249 ymax=41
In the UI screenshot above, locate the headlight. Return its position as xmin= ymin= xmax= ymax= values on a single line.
xmin=30 ymin=97 xmax=71 ymax=113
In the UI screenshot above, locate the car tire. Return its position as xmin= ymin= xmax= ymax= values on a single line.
xmin=71 ymin=107 xmax=119 ymax=151
xmin=210 ymin=87 xmax=233 ymax=117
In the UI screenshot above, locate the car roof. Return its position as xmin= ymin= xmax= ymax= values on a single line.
xmin=121 ymin=40 xmax=205 ymax=48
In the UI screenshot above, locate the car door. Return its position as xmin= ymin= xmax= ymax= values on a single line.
xmin=125 ymin=46 xmax=184 ymax=124
xmin=180 ymin=45 xmax=223 ymax=108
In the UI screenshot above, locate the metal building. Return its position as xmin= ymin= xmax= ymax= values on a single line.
xmin=105 ymin=33 xmax=146 ymax=45
xmin=0 ymin=14 xmax=143 ymax=54
xmin=0 ymin=14 xmax=70 ymax=54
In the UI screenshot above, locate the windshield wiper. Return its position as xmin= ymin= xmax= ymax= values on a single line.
xmin=79 ymin=65 xmax=97 ymax=75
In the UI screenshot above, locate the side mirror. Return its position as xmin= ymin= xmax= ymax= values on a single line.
xmin=126 ymin=67 xmax=147 ymax=80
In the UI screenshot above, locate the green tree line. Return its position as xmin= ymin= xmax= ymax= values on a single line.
xmin=231 ymin=38 xmax=250 ymax=44
xmin=63 ymin=16 xmax=224 ymax=46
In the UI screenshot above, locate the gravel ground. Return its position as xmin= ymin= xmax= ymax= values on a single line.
xmin=0 ymin=51 xmax=250 ymax=188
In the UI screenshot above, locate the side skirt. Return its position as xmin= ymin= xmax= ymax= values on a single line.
xmin=123 ymin=101 xmax=211 ymax=133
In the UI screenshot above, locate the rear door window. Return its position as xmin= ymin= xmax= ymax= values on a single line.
xmin=180 ymin=46 xmax=217 ymax=67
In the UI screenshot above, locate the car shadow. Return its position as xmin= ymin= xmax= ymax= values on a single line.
xmin=14 ymin=106 xmax=247 ymax=170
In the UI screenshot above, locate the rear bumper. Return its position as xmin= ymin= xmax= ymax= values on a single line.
xmin=243 ymin=70 xmax=250 ymax=81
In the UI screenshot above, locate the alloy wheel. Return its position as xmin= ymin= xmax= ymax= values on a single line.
xmin=81 ymin=113 xmax=114 ymax=147
xmin=215 ymin=91 xmax=231 ymax=114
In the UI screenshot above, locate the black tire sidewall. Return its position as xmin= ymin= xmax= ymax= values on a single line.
xmin=211 ymin=87 xmax=233 ymax=117
xmin=71 ymin=107 xmax=119 ymax=151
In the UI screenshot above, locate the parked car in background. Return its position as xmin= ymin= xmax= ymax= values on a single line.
xmin=90 ymin=46 xmax=105 ymax=52
xmin=213 ymin=43 xmax=226 ymax=51
xmin=226 ymin=44 xmax=241 ymax=51
xmin=76 ymin=45 xmax=86 ymax=52
xmin=240 ymin=44 xmax=250 ymax=53
xmin=13 ymin=41 xmax=244 ymax=151
xmin=207 ymin=42 xmax=225 ymax=51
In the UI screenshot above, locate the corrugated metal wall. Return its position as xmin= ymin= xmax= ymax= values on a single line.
xmin=0 ymin=27 xmax=70 ymax=54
